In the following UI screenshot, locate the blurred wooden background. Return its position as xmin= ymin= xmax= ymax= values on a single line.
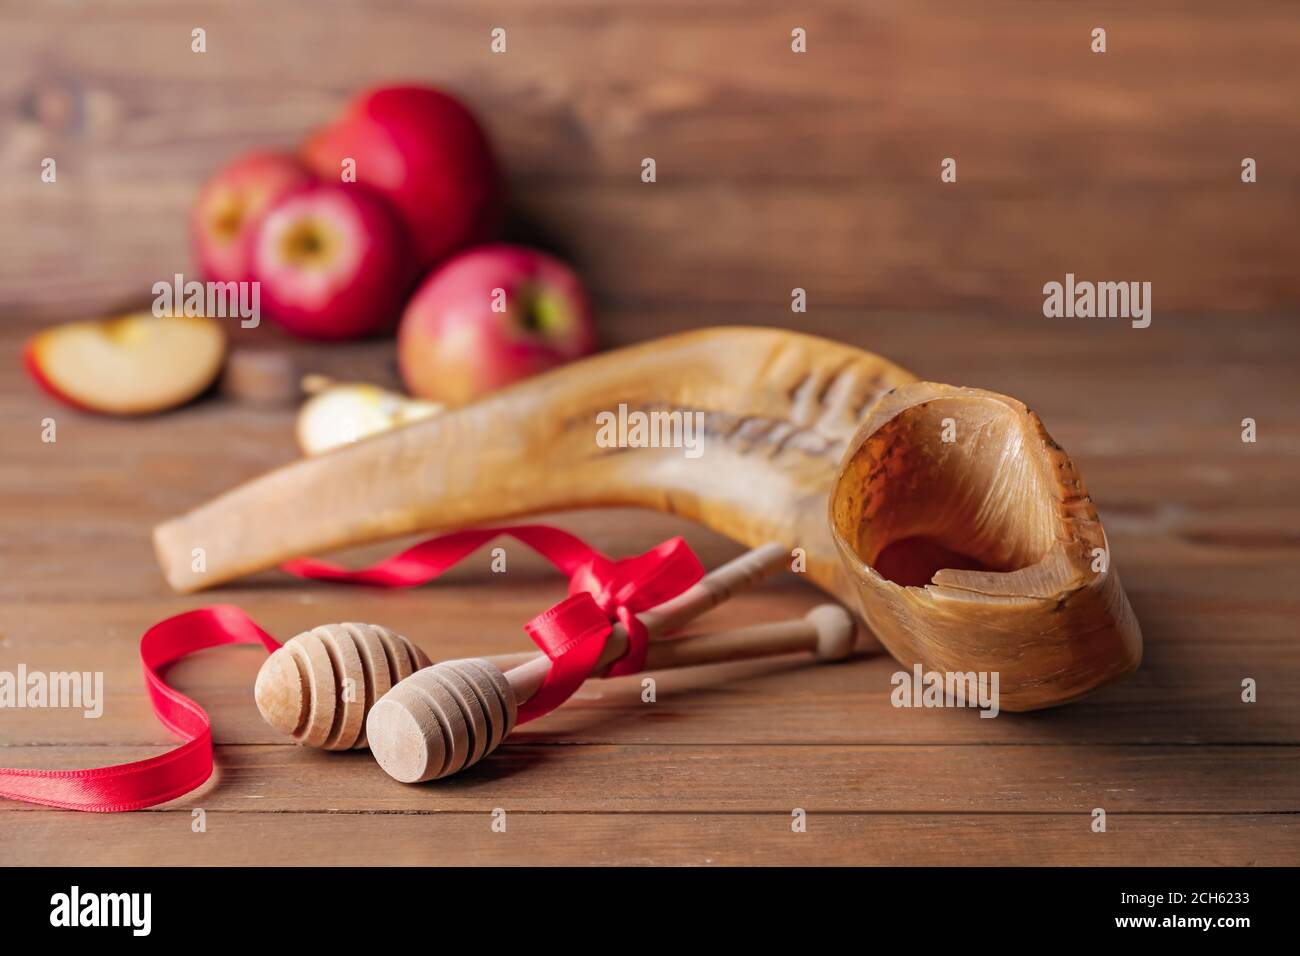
xmin=1 ymin=2 xmax=1298 ymax=866
xmin=1 ymin=0 xmax=1298 ymax=320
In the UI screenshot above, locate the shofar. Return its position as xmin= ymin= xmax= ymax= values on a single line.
xmin=154 ymin=327 xmax=1141 ymax=710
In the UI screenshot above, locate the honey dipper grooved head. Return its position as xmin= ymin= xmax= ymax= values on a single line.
xmin=367 ymin=659 xmax=517 ymax=783
xmin=254 ymin=623 xmax=431 ymax=750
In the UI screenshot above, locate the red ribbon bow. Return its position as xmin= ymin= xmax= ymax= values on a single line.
xmin=0 ymin=525 xmax=702 ymax=812
xmin=286 ymin=526 xmax=702 ymax=722
xmin=521 ymin=535 xmax=702 ymax=721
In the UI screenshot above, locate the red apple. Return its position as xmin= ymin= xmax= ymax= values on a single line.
xmin=24 ymin=313 xmax=226 ymax=415
xmin=302 ymin=85 xmax=502 ymax=272
xmin=191 ymin=151 xmax=315 ymax=283
xmin=398 ymin=244 xmax=596 ymax=404
xmin=251 ymin=183 xmax=411 ymax=340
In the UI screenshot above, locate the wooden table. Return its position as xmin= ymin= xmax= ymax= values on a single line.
xmin=2 ymin=310 xmax=1297 ymax=865
xmin=2 ymin=1 xmax=1298 ymax=865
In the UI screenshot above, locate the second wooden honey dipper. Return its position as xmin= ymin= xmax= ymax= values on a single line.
xmin=367 ymin=603 xmax=856 ymax=783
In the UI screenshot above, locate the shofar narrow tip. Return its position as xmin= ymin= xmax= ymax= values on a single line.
xmin=153 ymin=517 xmax=202 ymax=593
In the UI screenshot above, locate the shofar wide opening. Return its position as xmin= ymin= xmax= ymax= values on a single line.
xmin=831 ymin=394 xmax=1058 ymax=588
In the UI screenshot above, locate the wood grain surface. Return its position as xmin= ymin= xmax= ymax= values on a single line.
xmin=1 ymin=0 xmax=1298 ymax=865
xmin=3 ymin=0 xmax=1299 ymax=317
xmin=3 ymin=309 xmax=1296 ymax=865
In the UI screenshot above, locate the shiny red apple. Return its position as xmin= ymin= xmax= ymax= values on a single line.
xmin=251 ymin=183 xmax=411 ymax=340
xmin=302 ymin=85 xmax=502 ymax=272
xmin=397 ymin=244 xmax=596 ymax=404
xmin=191 ymin=151 xmax=315 ymax=283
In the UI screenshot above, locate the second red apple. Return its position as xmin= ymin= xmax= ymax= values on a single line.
xmin=398 ymin=244 xmax=596 ymax=405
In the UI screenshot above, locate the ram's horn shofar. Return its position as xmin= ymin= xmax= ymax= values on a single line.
xmin=155 ymin=327 xmax=914 ymax=600
xmin=154 ymin=327 xmax=1141 ymax=710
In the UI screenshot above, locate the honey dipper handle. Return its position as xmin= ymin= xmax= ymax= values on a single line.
xmin=367 ymin=605 xmax=856 ymax=785
xmin=504 ymin=653 xmax=552 ymax=704
xmin=504 ymin=604 xmax=854 ymax=704
xmin=638 ymin=541 xmax=789 ymax=638
xmin=503 ymin=543 xmax=793 ymax=704
xmin=641 ymin=605 xmax=855 ymax=670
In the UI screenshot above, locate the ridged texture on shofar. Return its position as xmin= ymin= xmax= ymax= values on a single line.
xmin=366 ymin=659 xmax=518 ymax=783
xmin=152 ymin=327 xmax=918 ymax=607
xmin=253 ymin=623 xmax=432 ymax=750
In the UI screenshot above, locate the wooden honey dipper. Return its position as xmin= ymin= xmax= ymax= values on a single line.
xmin=367 ymin=603 xmax=855 ymax=783
xmin=255 ymin=622 xmax=432 ymax=750
xmin=254 ymin=542 xmax=796 ymax=751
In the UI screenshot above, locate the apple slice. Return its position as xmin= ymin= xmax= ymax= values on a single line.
xmin=295 ymin=378 xmax=443 ymax=455
xmin=24 ymin=313 xmax=227 ymax=415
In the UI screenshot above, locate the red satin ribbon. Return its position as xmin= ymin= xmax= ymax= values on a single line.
xmin=0 ymin=605 xmax=280 ymax=812
xmin=0 ymin=525 xmax=702 ymax=812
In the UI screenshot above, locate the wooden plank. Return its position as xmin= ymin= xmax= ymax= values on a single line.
xmin=3 ymin=487 xmax=1300 ymax=598
xmin=14 ymin=310 xmax=1296 ymax=434
xmin=520 ymin=186 xmax=1300 ymax=312
xmin=3 ymin=743 xmax=1296 ymax=814
xmin=1 ymin=594 xmax=1297 ymax=749
xmin=1 ymin=0 xmax=1295 ymax=186
xmin=3 ymin=810 xmax=1297 ymax=866
xmin=4 ymin=185 xmax=1297 ymax=317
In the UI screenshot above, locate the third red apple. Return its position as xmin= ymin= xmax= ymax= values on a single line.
xmin=302 ymin=85 xmax=503 ymax=273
